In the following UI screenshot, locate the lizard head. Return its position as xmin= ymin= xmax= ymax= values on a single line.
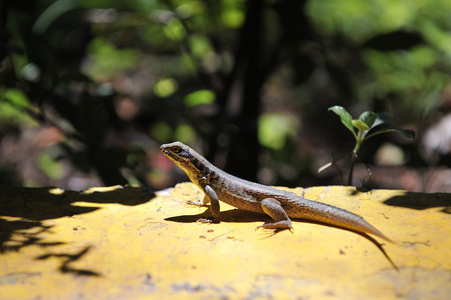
xmin=160 ymin=142 xmax=208 ymax=181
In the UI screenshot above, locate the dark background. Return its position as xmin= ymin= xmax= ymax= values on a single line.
xmin=1 ymin=0 xmax=451 ymax=192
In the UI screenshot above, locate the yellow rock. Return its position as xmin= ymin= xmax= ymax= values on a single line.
xmin=0 ymin=183 xmax=450 ymax=299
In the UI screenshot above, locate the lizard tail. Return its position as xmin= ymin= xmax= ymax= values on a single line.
xmin=357 ymin=220 xmax=394 ymax=243
xmin=300 ymin=202 xmax=394 ymax=243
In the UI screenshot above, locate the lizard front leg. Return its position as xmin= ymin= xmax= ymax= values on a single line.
xmin=257 ymin=198 xmax=293 ymax=231
xmin=198 ymin=176 xmax=220 ymax=218
xmin=188 ymin=176 xmax=220 ymax=217
xmin=191 ymin=183 xmax=221 ymax=223
xmin=203 ymin=185 xmax=220 ymax=218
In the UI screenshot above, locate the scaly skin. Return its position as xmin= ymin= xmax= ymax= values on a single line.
xmin=160 ymin=141 xmax=392 ymax=242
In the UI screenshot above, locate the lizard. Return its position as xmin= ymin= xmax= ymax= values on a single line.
xmin=160 ymin=141 xmax=393 ymax=242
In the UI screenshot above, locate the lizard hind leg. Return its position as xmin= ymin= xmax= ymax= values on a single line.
xmin=257 ymin=198 xmax=293 ymax=231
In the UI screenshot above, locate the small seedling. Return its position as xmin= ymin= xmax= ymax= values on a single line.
xmin=319 ymin=105 xmax=415 ymax=185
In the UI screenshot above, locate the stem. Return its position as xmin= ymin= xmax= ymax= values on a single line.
xmin=348 ymin=151 xmax=358 ymax=186
xmin=353 ymin=129 xmax=365 ymax=153
xmin=348 ymin=129 xmax=366 ymax=185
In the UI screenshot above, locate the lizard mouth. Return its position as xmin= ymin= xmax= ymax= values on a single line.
xmin=160 ymin=147 xmax=183 ymax=163
xmin=161 ymin=149 xmax=175 ymax=160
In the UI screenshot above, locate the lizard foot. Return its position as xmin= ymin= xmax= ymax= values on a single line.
xmin=187 ymin=200 xmax=207 ymax=207
xmin=256 ymin=222 xmax=294 ymax=233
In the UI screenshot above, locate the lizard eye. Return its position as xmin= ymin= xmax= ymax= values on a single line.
xmin=172 ymin=146 xmax=182 ymax=154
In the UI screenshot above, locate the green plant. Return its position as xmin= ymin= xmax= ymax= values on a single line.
xmin=319 ymin=105 xmax=415 ymax=185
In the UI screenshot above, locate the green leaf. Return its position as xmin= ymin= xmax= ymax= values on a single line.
xmin=363 ymin=123 xmax=415 ymax=141
xmin=188 ymin=34 xmax=212 ymax=58
xmin=258 ymin=113 xmax=299 ymax=150
xmin=0 ymin=88 xmax=35 ymax=125
xmin=174 ymin=124 xmax=196 ymax=144
xmin=4 ymin=88 xmax=30 ymax=108
xmin=153 ymin=78 xmax=178 ymax=98
xmin=352 ymin=119 xmax=369 ymax=131
xmin=184 ymin=90 xmax=215 ymax=107
xmin=32 ymin=0 xmax=78 ymax=34
xmin=151 ymin=122 xmax=172 ymax=142
xmin=373 ymin=112 xmax=391 ymax=127
xmin=163 ymin=18 xmax=186 ymax=42
xmin=358 ymin=111 xmax=377 ymax=128
xmin=328 ymin=106 xmax=357 ymax=138
xmin=38 ymin=146 xmax=64 ymax=180
xmin=86 ymin=38 xmax=139 ymax=79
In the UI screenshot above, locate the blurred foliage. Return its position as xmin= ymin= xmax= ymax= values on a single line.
xmin=1 ymin=0 xmax=451 ymax=190
xmin=307 ymin=0 xmax=451 ymax=119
